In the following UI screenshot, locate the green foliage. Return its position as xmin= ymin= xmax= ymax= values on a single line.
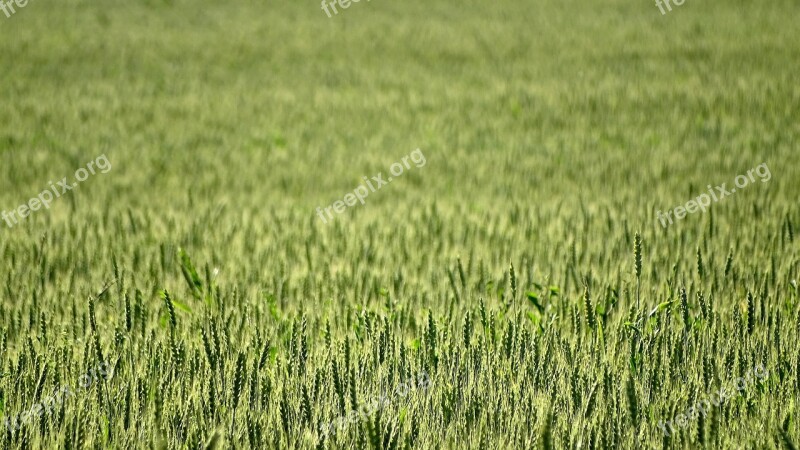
xmin=0 ymin=0 xmax=798 ymax=448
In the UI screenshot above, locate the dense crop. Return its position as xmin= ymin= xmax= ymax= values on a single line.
xmin=0 ymin=0 xmax=799 ymax=449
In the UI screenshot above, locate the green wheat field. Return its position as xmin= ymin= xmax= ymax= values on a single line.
xmin=1 ymin=0 xmax=799 ymax=448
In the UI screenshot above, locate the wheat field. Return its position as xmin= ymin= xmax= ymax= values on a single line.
xmin=0 ymin=0 xmax=799 ymax=448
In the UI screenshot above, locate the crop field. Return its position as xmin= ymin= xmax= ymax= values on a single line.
xmin=1 ymin=0 xmax=799 ymax=449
